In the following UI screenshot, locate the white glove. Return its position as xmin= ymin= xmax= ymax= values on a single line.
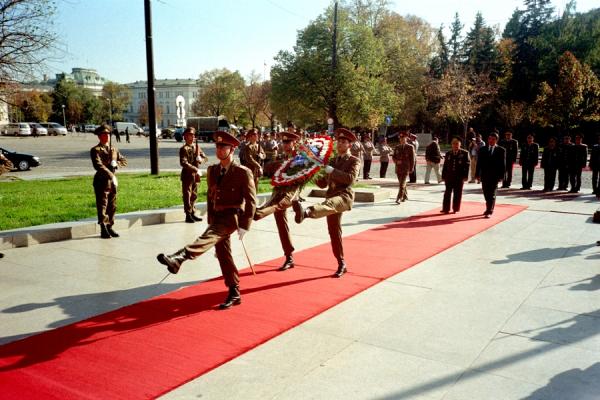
xmin=196 ymin=155 xmax=202 ymax=162
xmin=325 ymin=165 xmax=334 ymax=174
xmin=112 ymin=175 xmax=118 ymax=187
xmin=110 ymin=160 xmax=118 ymax=168
xmin=197 ymin=168 xmax=203 ymax=177
xmin=238 ymin=228 xmax=248 ymax=241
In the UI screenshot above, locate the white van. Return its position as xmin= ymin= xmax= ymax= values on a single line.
xmin=4 ymin=123 xmax=32 ymax=136
xmin=115 ymin=122 xmax=143 ymax=135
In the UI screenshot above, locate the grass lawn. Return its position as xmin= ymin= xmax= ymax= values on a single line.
xmin=0 ymin=173 xmax=273 ymax=231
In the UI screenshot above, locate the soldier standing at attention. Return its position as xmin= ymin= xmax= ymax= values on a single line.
xmin=361 ymin=132 xmax=375 ymax=179
xmin=519 ymin=134 xmax=539 ymax=190
xmin=590 ymin=134 xmax=600 ymax=198
xmin=557 ymin=135 xmax=574 ymax=190
xmin=568 ymin=134 xmax=588 ymax=193
xmin=292 ymin=128 xmax=360 ymax=278
xmin=253 ymin=131 xmax=301 ymax=271
xmin=377 ymin=137 xmax=393 ymax=178
xmin=180 ymin=127 xmax=207 ymax=223
xmin=90 ymin=124 xmax=127 ymax=239
xmin=541 ymin=137 xmax=560 ymax=192
xmin=499 ymin=131 xmax=518 ymax=188
xmin=441 ymin=137 xmax=470 ymax=214
xmin=241 ymin=128 xmax=265 ymax=188
xmin=392 ymin=132 xmax=416 ymax=204
xmin=475 ymin=132 xmax=506 ymax=218
xmin=157 ymin=131 xmax=257 ymax=309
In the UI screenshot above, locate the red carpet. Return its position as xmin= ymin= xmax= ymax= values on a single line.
xmin=0 ymin=202 xmax=525 ymax=399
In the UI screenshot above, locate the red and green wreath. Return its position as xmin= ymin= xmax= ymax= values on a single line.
xmin=271 ymin=135 xmax=334 ymax=187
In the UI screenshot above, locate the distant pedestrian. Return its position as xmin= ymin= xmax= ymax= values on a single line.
xmin=361 ymin=133 xmax=374 ymax=179
xmin=424 ymin=136 xmax=442 ymax=184
xmin=475 ymin=131 xmax=506 ymax=218
xmin=125 ymin=127 xmax=130 ymax=143
xmin=441 ymin=137 xmax=470 ymax=213
xmin=590 ymin=134 xmax=600 ymax=198
xmin=377 ymin=137 xmax=393 ymax=178
xmin=541 ymin=137 xmax=560 ymax=192
xmin=519 ymin=134 xmax=539 ymax=190
xmin=392 ymin=132 xmax=416 ymax=204
xmin=113 ymin=127 xmax=121 ymax=143
xmin=468 ymin=134 xmax=485 ymax=182
xmin=407 ymin=133 xmax=419 ymax=183
xmin=568 ymin=134 xmax=588 ymax=193
xmin=499 ymin=131 xmax=518 ymax=188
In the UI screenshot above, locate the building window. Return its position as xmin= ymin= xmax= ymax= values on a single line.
xmin=166 ymin=105 xmax=170 ymax=114
xmin=159 ymin=92 xmax=163 ymax=98
xmin=165 ymin=92 xmax=170 ymax=98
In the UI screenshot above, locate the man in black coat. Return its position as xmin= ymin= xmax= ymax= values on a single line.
xmin=568 ymin=134 xmax=588 ymax=193
xmin=557 ymin=135 xmax=573 ymax=190
xmin=499 ymin=131 xmax=518 ymax=188
xmin=441 ymin=137 xmax=470 ymax=213
xmin=519 ymin=134 xmax=539 ymax=190
xmin=475 ymin=132 xmax=506 ymax=218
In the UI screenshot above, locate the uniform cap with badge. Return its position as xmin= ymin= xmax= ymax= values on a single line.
xmin=334 ymin=128 xmax=357 ymax=142
xmin=281 ymin=131 xmax=300 ymax=142
xmin=94 ymin=124 xmax=111 ymax=135
xmin=213 ymin=131 xmax=240 ymax=147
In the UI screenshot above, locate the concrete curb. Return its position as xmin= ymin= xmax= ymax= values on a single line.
xmin=0 ymin=193 xmax=273 ymax=250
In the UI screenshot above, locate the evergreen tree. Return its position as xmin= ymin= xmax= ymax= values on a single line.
xmin=429 ymin=26 xmax=449 ymax=78
xmin=448 ymin=13 xmax=463 ymax=64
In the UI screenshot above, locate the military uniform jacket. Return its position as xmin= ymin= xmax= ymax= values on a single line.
xmin=362 ymin=141 xmax=374 ymax=161
xmin=179 ymin=143 xmax=205 ymax=179
xmin=206 ymin=162 xmax=256 ymax=231
xmin=590 ymin=144 xmax=600 ymax=170
xmin=569 ymin=143 xmax=588 ymax=170
xmin=350 ymin=141 xmax=364 ymax=159
xmin=392 ymin=143 xmax=416 ymax=174
xmin=0 ymin=152 xmax=12 ymax=175
xmin=241 ymin=142 xmax=265 ymax=174
xmin=90 ymin=144 xmax=126 ymax=186
xmin=519 ymin=143 xmax=539 ymax=167
xmin=442 ymin=149 xmax=470 ymax=181
xmin=262 ymin=139 xmax=278 ymax=161
xmin=377 ymin=144 xmax=393 ymax=163
xmin=541 ymin=147 xmax=559 ymax=169
xmin=315 ymin=153 xmax=360 ymax=204
xmin=475 ymin=145 xmax=506 ymax=183
xmin=499 ymin=138 xmax=518 ymax=163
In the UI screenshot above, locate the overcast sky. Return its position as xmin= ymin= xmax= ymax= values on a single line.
xmin=45 ymin=0 xmax=598 ymax=84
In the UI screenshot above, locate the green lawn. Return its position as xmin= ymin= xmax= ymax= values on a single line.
xmin=0 ymin=173 xmax=273 ymax=231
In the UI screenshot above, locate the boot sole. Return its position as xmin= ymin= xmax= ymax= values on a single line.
xmin=156 ymin=254 xmax=180 ymax=274
xmin=218 ymin=299 xmax=242 ymax=309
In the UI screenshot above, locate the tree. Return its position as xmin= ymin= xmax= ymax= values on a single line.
xmin=462 ymin=13 xmax=499 ymax=75
xmin=101 ymin=82 xmax=131 ymax=123
xmin=240 ymin=71 xmax=268 ymax=128
xmin=497 ymin=100 xmax=527 ymax=130
xmin=0 ymin=0 xmax=57 ymax=84
xmin=429 ymin=26 xmax=449 ymax=78
xmin=428 ymin=64 xmax=498 ymax=139
xmin=532 ymin=51 xmax=600 ymax=134
xmin=192 ymin=68 xmax=244 ymax=119
xmin=448 ymin=12 xmax=463 ymax=64
xmin=51 ymin=79 xmax=97 ymax=125
xmin=15 ymin=90 xmax=52 ymax=121
xmin=345 ymin=0 xmax=391 ymax=29
xmin=138 ymin=100 xmax=163 ymax=127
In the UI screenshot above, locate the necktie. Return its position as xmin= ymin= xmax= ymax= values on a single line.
xmin=490 ymin=146 xmax=494 ymax=156
xmin=217 ymin=167 xmax=226 ymax=185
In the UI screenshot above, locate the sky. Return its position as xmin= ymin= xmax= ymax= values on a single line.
xmin=46 ymin=0 xmax=598 ymax=84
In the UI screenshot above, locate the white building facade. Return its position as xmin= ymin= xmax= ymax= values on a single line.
xmin=123 ymin=79 xmax=198 ymax=128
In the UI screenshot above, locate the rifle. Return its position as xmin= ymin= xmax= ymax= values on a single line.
xmin=195 ymin=131 xmax=201 ymax=182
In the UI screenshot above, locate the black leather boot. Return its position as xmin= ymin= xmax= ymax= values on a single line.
xmin=334 ymin=259 xmax=347 ymax=278
xmin=185 ymin=213 xmax=195 ymax=223
xmin=100 ymin=224 xmax=111 ymax=239
xmin=156 ymin=249 xmax=189 ymax=274
xmin=279 ymin=255 xmax=295 ymax=271
xmin=292 ymin=200 xmax=305 ymax=224
xmin=191 ymin=213 xmax=203 ymax=222
xmin=0 ymin=253 xmax=4 ymax=258
xmin=219 ymin=286 xmax=241 ymax=309
xmin=106 ymin=225 xmax=120 ymax=238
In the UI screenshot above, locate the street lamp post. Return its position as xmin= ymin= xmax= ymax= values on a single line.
xmin=61 ymin=105 xmax=66 ymax=128
xmin=107 ymin=98 xmax=113 ymax=126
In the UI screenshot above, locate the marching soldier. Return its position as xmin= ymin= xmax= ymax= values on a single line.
xmin=292 ymin=128 xmax=360 ymax=278
xmin=519 ymin=134 xmax=539 ymax=190
xmin=90 ymin=124 xmax=127 ymax=239
xmin=441 ymin=137 xmax=470 ymax=213
xmin=392 ymin=132 xmax=416 ymax=203
xmin=241 ymin=128 xmax=265 ymax=188
xmin=499 ymin=131 xmax=518 ymax=188
xmin=253 ymin=130 xmax=301 ymax=271
xmin=180 ymin=127 xmax=207 ymax=223
xmin=0 ymin=152 xmax=12 ymax=259
xmin=157 ymin=131 xmax=257 ymax=309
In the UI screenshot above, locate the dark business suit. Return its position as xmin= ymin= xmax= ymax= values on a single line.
xmin=441 ymin=149 xmax=470 ymax=212
xmin=519 ymin=142 xmax=539 ymax=189
xmin=475 ymin=145 xmax=506 ymax=214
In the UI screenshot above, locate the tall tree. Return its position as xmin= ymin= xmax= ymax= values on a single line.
xmin=429 ymin=26 xmax=449 ymax=78
xmin=14 ymin=90 xmax=52 ymax=122
xmin=240 ymin=71 xmax=268 ymax=128
xmin=345 ymin=0 xmax=391 ymax=29
xmin=192 ymin=68 xmax=244 ymax=118
xmin=102 ymin=82 xmax=131 ymax=123
xmin=532 ymin=51 xmax=600 ymax=134
xmin=448 ymin=12 xmax=464 ymax=64
xmin=462 ymin=13 xmax=499 ymax=74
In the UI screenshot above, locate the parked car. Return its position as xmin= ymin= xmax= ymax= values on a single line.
xmin=40 ymin=122 xmax=68 ymax=136
xmin=141 ymin=125 xmax=160 ymax=138
xmin=84 ymin=124 xmax=99 ymax=133
xmin=28 ymin=123 xmax=48 ymax=136
xmin=3 ymin=123 xmax=32 ymax=136
xmin=0 ymin=147 xmax=40 ymax=170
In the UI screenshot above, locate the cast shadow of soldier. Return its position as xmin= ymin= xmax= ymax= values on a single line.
xmin=462 ymin=186 xmax=598 ymax=203
xmin=491 ymin=243 xmax=597 ymax=265
xmin=0 ymin=270 xmax=330 ymax=372
xmin=354 ymin=212 xmax=483 ymax=230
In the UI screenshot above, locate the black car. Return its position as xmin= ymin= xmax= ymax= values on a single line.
xmin=0 ymin=147 xmax=41 ymax=171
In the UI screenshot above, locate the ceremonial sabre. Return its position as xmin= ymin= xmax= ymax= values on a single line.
xmin=240 ymin=239 xmax=256 ymax=275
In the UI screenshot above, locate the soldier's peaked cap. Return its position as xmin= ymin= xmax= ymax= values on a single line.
xmin=183 ymin=127 xmax=195 ymax=135
xmin=213 ymin=131 xmax=240 ymax=146
xmin=94 ymin=124 xmax=111 ymax=135
xmin=281 ymin=131 xmax=300 ymax=141
xmin=335 ymin=128 xmax=357 ymax=142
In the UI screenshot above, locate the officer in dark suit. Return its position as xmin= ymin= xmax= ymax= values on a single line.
xmin=157 ymin=131 xmax=257 ymax=309
xmin=568 ymin=134 xmax=588 ymax=193
xmin=557 ymin=135 xmax=573 ymax=190
xmin=475 ymin=132 xmax=506 ymax=218
xmin=541 ymin=137 xmax=560 ymax=192
xmin=441 ymin=137 xmax=470 ymax=213
xmin=90 ymin=124 xmax=127 ymax=239
xmin=499 ymin=131 xmax=518 ymax=188
xmin=590 ymin=134 xmax=600 ymax=197
xmin=519 ymin=134 xmax=539 ymax=190
xmin=292 ymin=128 xmax=360 ymax=278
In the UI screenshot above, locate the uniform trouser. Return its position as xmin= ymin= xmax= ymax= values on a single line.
xmin=503 ymin=162 xmax=514 ymax=187
xmin=94 ymin=183 xmax=117 ymax=225
xmin=409 ymin=169 xmax=417 ymax=183
xmin=543 ymin=168 xmax=557 ymax=191
xmin=558 ymin=167 xmax=569 ymax=189
xmin=184 ymin=214 xmax=239 ymax=288
xmin=593 ymin=169 xmax=600 ymax=194
xmin=363 ymin=159 xmax=372 ymax=179
xmin=469 ymin=158 xmax=477 ymax=181
xmin=481 ymin=179 xmax=498 ymax=213
xmin=181 ymin=175 xmax=198 ymax=214
xmin=306 ymin=195 xmax=350 ymax=263
xmin=569 ymin=169 xmax=583 ymax=191
xmin=424 ymin=161 xmax=441 ymax=183
xmin=380 ymin=161 xmax=389 ymax=178
xmin=442 ymin=179 xmax=464 ymax=212
xmin=522 ymin=165 xmax=535 ymax=189
xmin=396 ymin=171 xmax=409 ymax=201
xmin=255 ymin=206 xmax=295 ymax=257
